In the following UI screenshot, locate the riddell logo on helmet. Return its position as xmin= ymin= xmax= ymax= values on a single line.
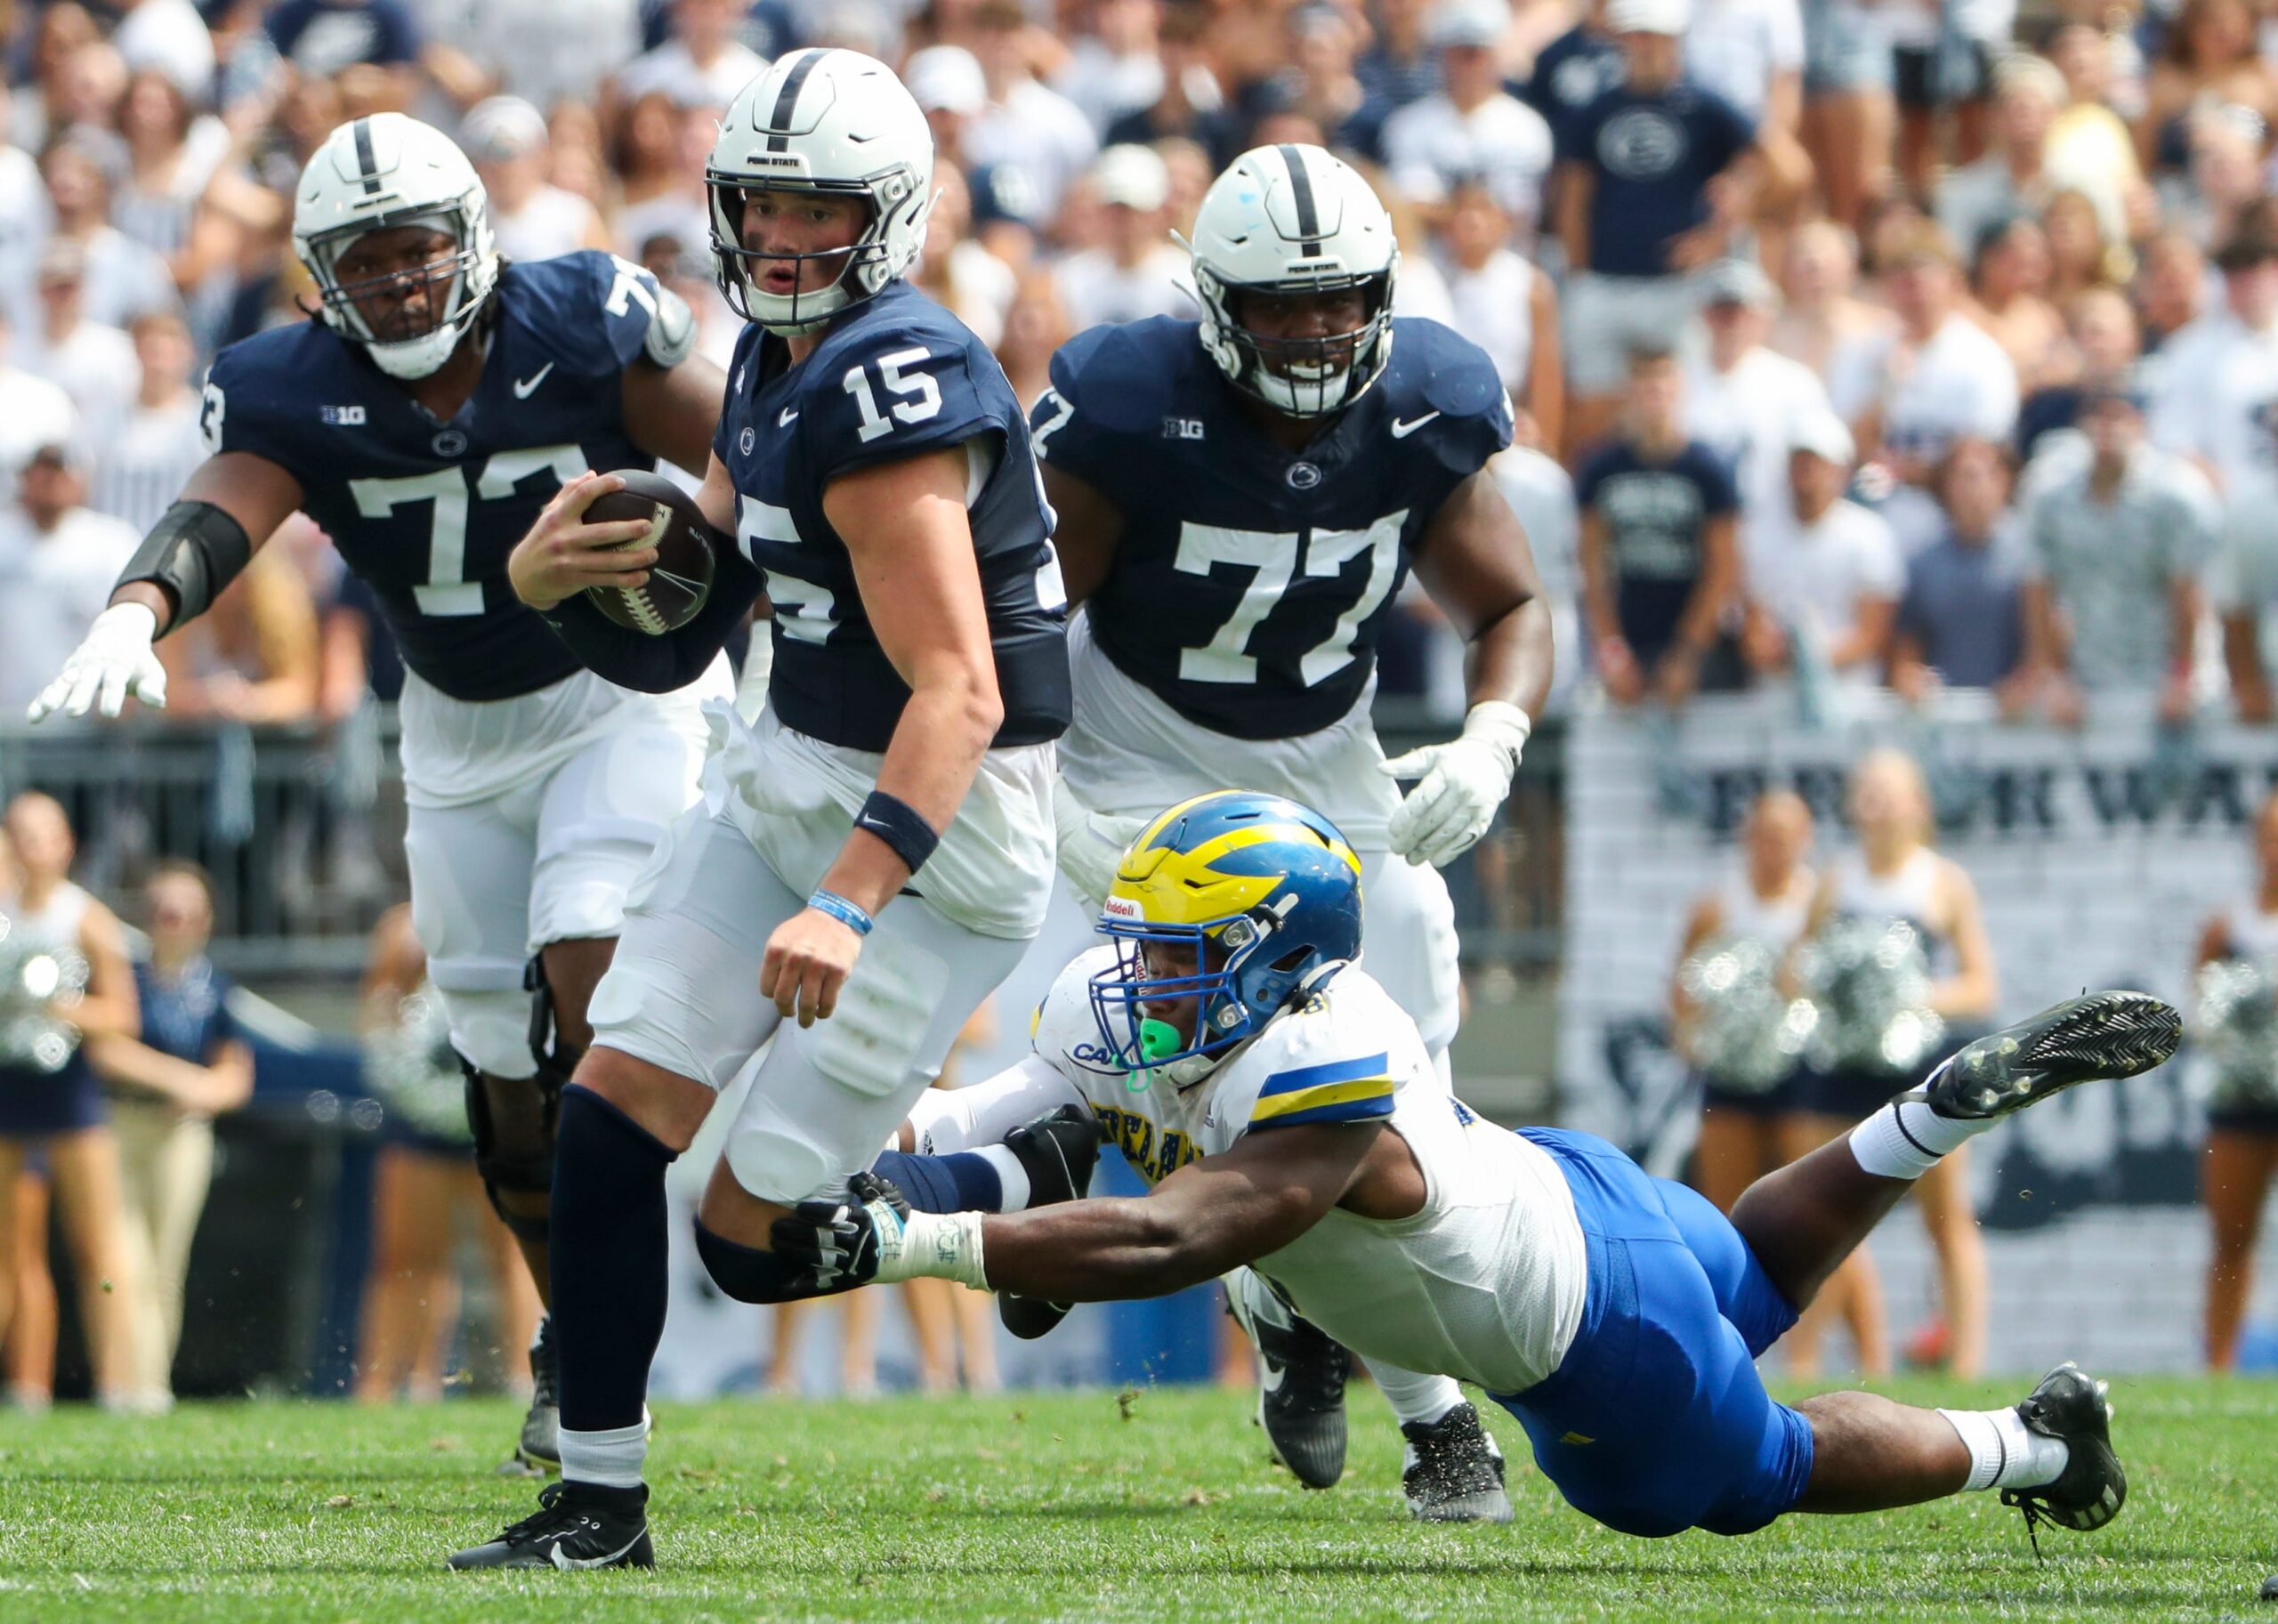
xmin=1102 ymin=896 xmax=1142 ymax=920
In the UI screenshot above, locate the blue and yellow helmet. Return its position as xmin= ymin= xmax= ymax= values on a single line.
xmin=1088 ymin=790 xmax=1364 ymax=1078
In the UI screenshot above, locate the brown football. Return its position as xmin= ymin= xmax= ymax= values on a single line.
xmin=582 ymin=468 xmax=719 ymax=634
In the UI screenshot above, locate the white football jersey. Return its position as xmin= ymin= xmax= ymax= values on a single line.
xmin=1026 ymin=948 xmax=1590 ymax=1394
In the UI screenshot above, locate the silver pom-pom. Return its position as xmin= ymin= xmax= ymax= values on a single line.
xmin=2195 ymin=957 xmax=2278 ymax=1109
xmin=0 ymin=915 xmax=91 ymax=1074
xmin=360 ymin=982 xmax=473 ymax=1143
xmin=1792 ymin=917 xmax=1947 ymax=1076
xmin=1676 ymin=934 xmax=1814 ymax=1095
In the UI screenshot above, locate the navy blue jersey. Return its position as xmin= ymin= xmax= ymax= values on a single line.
xmin=1035 ymin=316 xmax=1512 ymax=740
xmin=203 ymin=251 xmax=673 ymax=701
xmin=1556 ymin=84 xmax=1756 ymax=277
xmin=130 ymin=957 xmax=238 ymax=1067
xmin=1521 ymin=25 xmax=1625 ymax=150
xmin=1574 ymin=438 xmax=1739 ymax=665
xmin=715 ymin=281 xmax=1070 ymax=752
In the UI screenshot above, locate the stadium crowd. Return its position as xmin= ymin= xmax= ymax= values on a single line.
xmin=0 ymin=0 xmax=2275 ymax=1410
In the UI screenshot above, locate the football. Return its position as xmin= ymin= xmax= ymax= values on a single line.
xmin=583 ymin=468 xmax=718 ymax=634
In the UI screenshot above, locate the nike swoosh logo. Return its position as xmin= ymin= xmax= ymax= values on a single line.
xmin=513 ymin=362 xmax=555 ymax=400
xmin=546 ymin=1530 xmax=645 ymax=1570
xmin=1389 ymin=411 xmax=1441 ymax=439
xmin=1260 ymin=1361 xmax=1287 ymax=1394
xmin=779 ymin=407 xmax=799 ymax=427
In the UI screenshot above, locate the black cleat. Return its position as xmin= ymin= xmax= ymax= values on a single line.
xmin=1254 ymin=1310 xmax=1351 ymax=1489
xmin=996 ymin=1106 xmax=1103 ymax=1341
xmin=1401 ymin=1402 xmax=1515 ymax=1523
xmin=447 ymin=1480 xmax=654 ymax=1571
xmin=505 ymin=1315 xmax=561 ymax=1476
xmin=2001 ymin=1362 xmax=2126 ymax=1555
xmin=1916 ymin=992 xmax=2181 ymax=1122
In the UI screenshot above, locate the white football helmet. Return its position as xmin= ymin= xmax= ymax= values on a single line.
xmin=707 ymin=48 xmax=934 ymax=334
xmin=1184 ymin=143 xmax=1400 ymax=418
xmin=293 ymin=114 xmax=498 ymax=380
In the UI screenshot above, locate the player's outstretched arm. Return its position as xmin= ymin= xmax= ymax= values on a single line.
xmin=1380 ymin=471 xmax=1555 ymax=866
xmin=780 ymin=1120 xmax=1383 ymax=1300
xmin=895 ymin=1055 xmax=1089 ymax=1155
xmin=523 ymin=457 xmax=766 ymax=693
xmin=28 ymin=452 xmax=303 ymax=722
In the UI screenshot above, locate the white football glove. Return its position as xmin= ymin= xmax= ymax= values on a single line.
xmin=733 ymin=621 xmax=775 ymax=724
xmin=1051 ymin=778 xmax=1147 ymax=910
xmin=27 ymin=602 xmax=168 ymax=723
xmin=1377 ymin=700 xmax=1531 ymax=868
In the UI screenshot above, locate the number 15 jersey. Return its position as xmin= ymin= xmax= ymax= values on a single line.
xmin=1033 ymin=316 xmax=1509 ymax=844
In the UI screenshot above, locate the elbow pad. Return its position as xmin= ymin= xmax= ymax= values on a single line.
xmin=120 ymin=501 xmax=254 ymax=627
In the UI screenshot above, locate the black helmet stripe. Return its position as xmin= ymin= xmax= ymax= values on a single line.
xmin=765 ymin=48 xmax=830 ymax=154
xmin=351 ymin=116 xmax=381 ymax=195
xmin=1277 ymin=143 xmax=1321 ymax=257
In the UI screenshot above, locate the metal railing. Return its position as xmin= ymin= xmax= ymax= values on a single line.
xmin=0 ymin=705 xmax=1567 ymax=978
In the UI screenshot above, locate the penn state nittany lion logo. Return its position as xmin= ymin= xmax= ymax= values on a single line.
xmin=1597 ymin=108 xmax=1687 ymax=181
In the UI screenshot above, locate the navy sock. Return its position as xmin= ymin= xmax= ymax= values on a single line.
xmin=870 ymin=1148 xmax=1004 ymax=1212
xmin=551 ymin=1085 xmax=675 ymax=1434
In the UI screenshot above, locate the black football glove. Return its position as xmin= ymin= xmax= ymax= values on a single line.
xmin=771 ymin=1171 xmax=911 ymax=1292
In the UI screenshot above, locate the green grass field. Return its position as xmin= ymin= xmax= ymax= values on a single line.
xmin=1 ymin=1377 xmax=2272 ymax=1622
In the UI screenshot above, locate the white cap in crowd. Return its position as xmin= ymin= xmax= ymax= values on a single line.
xmin=905 ymin=45 xmax=988 ymax=117
xmin=1789 ymin=410 xmax=1856 ymax=465
xmin=1606 ymin=0 xmax=1692 ymax=36
xmin=1093 ymin=144 xmax=1171 ymax=212
xmin=1429 ymin=0 xmax=1510 ymax=50
xmin=461 ymin=97 xmax=550 ymax=162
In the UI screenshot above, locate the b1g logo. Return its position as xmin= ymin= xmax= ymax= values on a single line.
xmin=1597 ymin=108 xmax=1687 ymax=181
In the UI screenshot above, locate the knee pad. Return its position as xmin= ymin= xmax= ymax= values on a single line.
xmin=460 ymin=1051 xmax=561 ymax=1247
xmin=808 ymin=932 xmax=952 ymax=1101
xmin=693 ymin=1219 xmax=829 ymax=1305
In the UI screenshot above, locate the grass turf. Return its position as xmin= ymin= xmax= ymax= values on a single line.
xmin=0 ymin=1377 xmax=2271 ymax=1622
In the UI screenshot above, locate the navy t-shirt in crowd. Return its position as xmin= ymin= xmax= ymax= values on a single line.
xmin=2014 ymin=385 xmax=2081 ymax=464
xmin=1557 ymin=82 xmax=1756 ymax=277
xmin=265 ymin=0 xmax=421 ymax=72
xmin=1895 ymin=529 xmax=2028 ymax=687
xmin=132 ymin=958 xmax=238 ymax=1069
xmin=1521 ymin=25 xmax=1626 ymax=149
xmin=1575 ymin=438 xmax=1740 ymax=665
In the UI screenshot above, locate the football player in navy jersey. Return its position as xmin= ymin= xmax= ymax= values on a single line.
xmin=448 ymin=50 xmax=1070 ymax=1571
xmin=28 ymin=113 xmax=732 ymax=1475
xmin=1010 ymin=142 xmax=1555 ymax=1522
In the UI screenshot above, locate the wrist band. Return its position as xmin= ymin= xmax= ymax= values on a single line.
xmin=808 ymin=889 xmax=874 ymax=937
xmin=854 ymin=790 xmax=941 ymax=876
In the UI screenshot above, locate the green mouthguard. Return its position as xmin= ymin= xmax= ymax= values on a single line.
xmin=1139 ymin=1017 xmax=1183 ymax=1064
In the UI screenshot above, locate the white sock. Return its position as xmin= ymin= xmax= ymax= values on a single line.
xmin=1363 ymin=1356 xmax=1466 ymax=1429
xmin=1937 ymin=1406 xmax=2068 ymax=1492
xmin=559 ymin=1409 xmax=652 ymax=1490
xmin=974 ymin=1143 xmax=1030 ymax=1210
xmin=1847 ymin=1065 xmax=1987 ymax=1180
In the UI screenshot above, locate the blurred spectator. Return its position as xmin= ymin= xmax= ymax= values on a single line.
xmin=0 ymin=444 xmax=139 ymax=717
xmin=1576 ymin=345 xmax=1743 ymax=707
xmin=2138 ymin=0 xmax=2278 ymax=180
xmin=1739 ymin=411 xmax=1901 ymax=687
xmin=1054 ymin=143 xmax=1186 ymax=331
xmin=111 ymin=66 xmax=241 ymax=308
xmin=1891 ymin=437 xmax=2029 ymax=701
xmin=2043 ymin=26 xmax=2142 ymax=210
xmin=421 ymin=0 xmax=643 ymax=117
xmin=609 ymin=90 xmax=710 ymax=261
xmin=1490 ymin=431 xmax=1583 ymax=713
xmin=1438 ymin=176 xmax=1562 ymax=447
xmin=1382 ymin=0 xmax=1550 ymax=227
xmin=1965 ymin=214 xmax=2063 ymax=392
xmin=354 ymin=905 xmax=539 ymax=1402
xmin=1684 ymin=0 xmax=1804 ymax=134
xmin=2014 ymin=287 xmax=2139 ymax=466
xmin=89 ymin=311 xmax=206 ymax=535
xmin=2163 ymin=99 xmax=2266 ymax=251
xmin=265 ymin=0 xmax=423 ymax=101
xmin=1798 ymin=0 xmax=1893 ymax=230
xmin=1683 ymin=257 xmax=1833 ymax=550
xmin=1251 ymin=3 xmax=1381 ymax=160
xmin=463 ymin=97 xmax=610 ymax=262
xmin=0 ymin=793 xmax=144 ymax=1411
xmin=17 ymin=241 xmax=137 ymax=433
xmin=1521 ymin=0 xmax=1620 ymax=151
xmin=1769 ymin=218 xmax=1895 ymax=417
xmin=154 ymin=545 xmax=323 ymax=725
xmin=2148 ymin=228 xmax=2278 ymax=493
xmin=39 ymin=137 xmax=179 ymax=329
xmin=1933 ymin=55 xmax=2070 ymax=264
xmin=1887 ymin=0 xmax=2005 ymax=202
xmin=2196 ymin=794 xmax=2278 ymax=1369
xmin=1843 ymin=221 xmax=2016 ymax=485
xmin=914 ymin=165 xmax=1018 ymax=349
xmin=2133 ymin=229 xmax=2206 ymax=355
xmin=12 ymin=4 xmax=108 ymax=154
xmin=966 ymin=0 xmax=1098 ymax=220
xmin=2041 ymin=186 xmax=2128 ymax=304
xmin=0 ymin=83 xmax=51 ymax=332
xmin=2216 ymin=449 xmax=2278 ymax=721
xmin=1100 ymin=2 xmax=1233 ymax=163
xmin=612 ymin=0 xmax=767 ymax=111
xmin=1358 ymin=0 xmax=1443 ymax=112
xmin=2024 ymin=378 xmax=2217 ymax=723
xmin=86 ymin=863 xmax=253 ymax=1410
xmin=994 ymin=270 xmax=1074 ymax=409
xmin=1552 ymin=0 xmax=1808 ymax=451
xmin=4 ymin=1159 xmax=57 ymax=1410
xmin=1054 ymin=0 xmax=1164 ymax=136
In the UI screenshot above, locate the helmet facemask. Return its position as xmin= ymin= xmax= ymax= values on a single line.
xmin=1194 ymin=263 xmax=1396 ymax=418
xmin=1088 ymin=910 xmax=1286 ymax=1087
xmin=302 ymin=206 xmax=491 ymax=380
xmin=707 ymin=170 xmax=933 ymax=335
